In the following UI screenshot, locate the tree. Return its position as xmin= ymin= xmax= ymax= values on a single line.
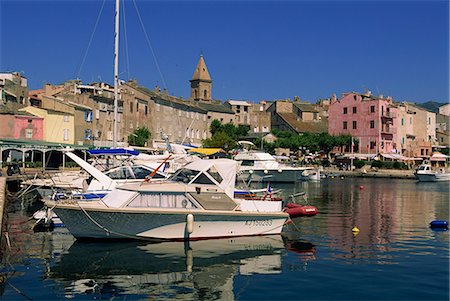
xmin=202 ymin=131 xmax=236 ymax=151
xmin=128 ymin=127 xmax=151 ymax=147
xmin=210 ymin=119 xmax=223 ymax=135
xmin=203 ymin=120 xmax=249 ymax=151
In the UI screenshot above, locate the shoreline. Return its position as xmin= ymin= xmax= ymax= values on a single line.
xmin=322 ymin=168 xmax=416 ymax=179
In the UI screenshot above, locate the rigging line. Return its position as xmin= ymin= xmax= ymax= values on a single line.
xmin=132 ymin=0 xmax=168 ymax=90
xmin=76 ymin=0 xmax=107 ymax=80
xmin=122 ymin=0 xmax=131 ymax=80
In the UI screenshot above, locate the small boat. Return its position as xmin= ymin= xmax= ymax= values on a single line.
xmin=414 ymin=161 xmax=450 ymax=182
xmin=46 ymin=159 xmax=290 ymax=241
xmin=300 ymin=169 xmax=322 ymax=181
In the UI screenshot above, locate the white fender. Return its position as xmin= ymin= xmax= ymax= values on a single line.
xmin=186 ymin=214 xmax=194 ymax=234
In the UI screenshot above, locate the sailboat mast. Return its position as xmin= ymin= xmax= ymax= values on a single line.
xmin=113 ymin=0 xmax=120 ymax=148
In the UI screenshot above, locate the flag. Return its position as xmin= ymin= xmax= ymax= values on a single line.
xmin=267 ymin=183 xmax=272 ymax=196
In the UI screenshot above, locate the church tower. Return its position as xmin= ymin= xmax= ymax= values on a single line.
xmin=190 ymin=55 xmax=212 ymax=101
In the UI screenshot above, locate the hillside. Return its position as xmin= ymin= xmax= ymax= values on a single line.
xmin=414 ymin=101 xmax=446 ymax=113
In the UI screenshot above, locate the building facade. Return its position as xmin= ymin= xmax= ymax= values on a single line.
xmin=328 ymin=91 xmax=397 ymax=154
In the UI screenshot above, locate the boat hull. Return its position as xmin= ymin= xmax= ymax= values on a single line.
xmin=415 ymin=173 xmax=450 ymax=182
xmin=238 ymin=169 xmax=306 ymax=182
xmin=52 ymin=204 xmax=288 ymax=241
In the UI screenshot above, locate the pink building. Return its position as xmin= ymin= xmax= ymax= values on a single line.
xmin=0 ymin=113 xmax=44 ymax=140
xmin=328 ymin=91 xmax=397 ymax=154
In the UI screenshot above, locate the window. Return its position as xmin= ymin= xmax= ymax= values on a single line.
xmin=352 ymin=107 xmax=357 ymax=114
xmin=136 ymin=103 xmax=139 ymax=112
xmin=352 ymin=121 xmax=357 ymax=129
xmin=95 ymin=109 xmax=100 ymax=119
xmin=63 ymin=129 xmax=69 ymax=141
xmin=130 ymin=102 xmax=133 ymax=113
xmin=370 ymin=106 xmax=375 ymax=113
xmin=26 ymin=128 xmax=33 ymax=139
xmin=106 ymin=166 xmax=133 ymax=179
xmin=127 ymin=193 xmax=195 ymax=209
xmin=370 ymin=141 xmax=376 ymax=149
xmin=203 ymin=90 xmax=208 ymax=99
xmin=370 ymin=120 xmax=375 ymax=128
xmin=84 ymin=111 xmax=93 ymax=122
xmin=207 ymin=167 xmax=223 ymax=183
xmin=84 ymin=129 xmax=92 ymax=140
xmin=241 ymin=160 xmax=255 ymax=166
xmin=145 ymin=105 xmax=148 ymax=115
xmin=244 ymin=106 xmax=248 ymax=112
xmin=343 ymin=107 xmax=348 ymax=114
xmin=343 ymin=121 xmax=347 ymax=130
xmin=63 ymin=115 xmax=69 ymax=122
xmin=193 ymin=173 xmax=214 ymax=185
xmin=401 ymin=118 xmax=404 ymax=126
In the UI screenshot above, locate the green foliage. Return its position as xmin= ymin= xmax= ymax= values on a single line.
xmin=203 ymin=120 xmax=249 ymax=151
xmin=128 ymin=127 xmax=151 ymax=147
xmin=354 ymin=160 xmax=367 ymax=169
xmin=371 ymin=160 xmax=408 ymax=169
xmin=202 ymin=131 xmax=236 ymax=151
xmin=269 ymin=130 xmax=354 ymax=155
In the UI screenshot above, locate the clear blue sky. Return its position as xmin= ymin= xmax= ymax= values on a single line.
xmin=1 ymin=0 xmax=448 ymax=103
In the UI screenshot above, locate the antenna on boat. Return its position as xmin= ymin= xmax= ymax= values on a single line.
xmin=113 ymin=0 xmax=120 ymax=148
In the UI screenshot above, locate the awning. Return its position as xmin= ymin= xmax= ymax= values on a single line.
xmin=87 ymin=148 xmax=139 ymax=156
xmin=187 ymin=148 xmax=225 ymax=156
xmin=430 ymin=152 xmax=448 ymax=161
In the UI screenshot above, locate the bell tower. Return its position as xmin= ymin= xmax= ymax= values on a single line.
xmin=190 ymin=55 xmax=212 ymax=101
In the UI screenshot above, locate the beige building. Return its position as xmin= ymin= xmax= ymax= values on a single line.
xmin=225 ymin=100 xmax=271 ymax=133
xmin=267 ymin=99 xmax=327 ymax=133
xmin=400 ymin=103 xmax=436 ymax=158
xmin=0 ymin=72 xmax=29 ymax=110
xmin=19 ymin=105 xmax=75 ymax=144
xmin=393 ymin=103 xmax=416 ymax=156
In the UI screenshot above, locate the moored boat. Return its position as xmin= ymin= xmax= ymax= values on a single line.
xmin=414 ymin=161 xmax=450 ymax=182
xmin=46 ymin=159 xmax=290 ymax=241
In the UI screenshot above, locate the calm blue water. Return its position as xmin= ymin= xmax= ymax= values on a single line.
xmin=1 ymin=178 xmax=449 ymax=300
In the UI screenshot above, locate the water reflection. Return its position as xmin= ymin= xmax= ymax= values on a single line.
xmin=282 ymin=178 xmax=449 ymax=263
xmin=46 ymin=236 xmax=314 ymax=299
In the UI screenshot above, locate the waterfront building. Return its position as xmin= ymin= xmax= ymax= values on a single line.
xmin=0 ymin=72 xmax=29 ymax=110
xmin=0 ymin=105 xmax=43 ymax=140
xmin=267 ymin=99 xmax=327 ymax=134
xmin=400 ymin=103 xmax=436 ymax=159
xmin=392 ymin=103 xmax=415 ymax=157
xmin=328 ymin=91 xmax=397 ymax=154
xmin=43 ymin=81 xmax=125 ymax=147
xmin=439 ymin=103 xmax=450 ymax=116
xmin=225 ymin=100 xmax=271 ymax=133
xmin=19 ymin=105 xmax=74 ymax=144
xmin=436 ymin=113 xmax=450 ymax=147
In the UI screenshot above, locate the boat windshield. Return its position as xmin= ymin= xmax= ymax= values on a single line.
xmin=169 ymin=168 xmax=199 ymax=183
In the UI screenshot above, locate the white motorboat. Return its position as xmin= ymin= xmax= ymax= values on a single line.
xmin=234 ymin=151 xmax=312 ymax=183
xmin=414 ymin=161 xmax=450 ymax=182
xmin=46 ymin=159 xmax=289 ymax=241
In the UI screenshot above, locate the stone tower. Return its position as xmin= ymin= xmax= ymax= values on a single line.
xmin=190 ymin=55 xmax=212 ymax=101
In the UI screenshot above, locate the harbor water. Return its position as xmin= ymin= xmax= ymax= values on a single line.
xmin=1 ymin=178 xmax=449 ymax=300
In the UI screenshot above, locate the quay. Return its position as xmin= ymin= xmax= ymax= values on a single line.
xmin=323 ymin=168 xmax=416 ymax=179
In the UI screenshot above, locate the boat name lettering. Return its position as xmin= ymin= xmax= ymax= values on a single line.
xmin=244 ymin=220 xmax=272 ymax=226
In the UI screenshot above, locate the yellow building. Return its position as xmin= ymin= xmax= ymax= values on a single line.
xmin=19 ymin=106 xmax=75 ymax=144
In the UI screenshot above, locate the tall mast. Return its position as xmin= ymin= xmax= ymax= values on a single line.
xmin=113 ymin=0 xmax=120 ymax=148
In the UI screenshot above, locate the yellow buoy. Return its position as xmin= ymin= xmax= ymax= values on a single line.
xmin=352 ymin=226 xmax=360 ymax=233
